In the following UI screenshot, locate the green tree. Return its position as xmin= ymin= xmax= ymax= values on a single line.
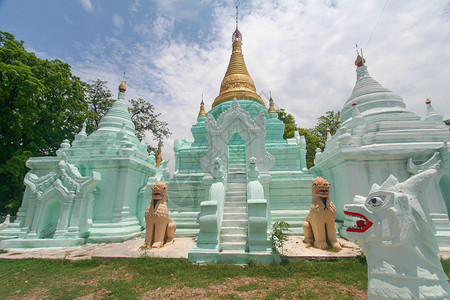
xmin=128 ymin=97 xmax=171 ymax=146
xmin=277 ymin=108 xmax=297 ymax=139
xmin=83 ymin=80 xmax=171 ymax=151
xmin=297 ymin=128 xmax=320 ymax=169
xmin=83 ymin=79 xmax=114 ymax=134
xmin=312 ymin=111 xmax=341 ymax=150
xmin=0 ymin=31 xmax=88 ymax=214
xmin=445 ymin=119 xmax=449 ymax=126
xmin=277 ymin=108 xmax=341 ymax=169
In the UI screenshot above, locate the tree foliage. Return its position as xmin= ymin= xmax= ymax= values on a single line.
xmin=83 ymin=79 xmax=114 ymax=134
xmin=277 ymin=108 xmax=341 ymax=169
xmin=128 ymin=97 xmax=171 ymax=145
xmin=0 ymin=32 xmax=171 ymax=215
xmin=0 ymin=31 xmax=88 ymax=214
xmin=277 ymin=108 xmax=297 ymax=139
xmin=311 ymin=111 xmax=341 ymax=150
xmin=445 ymin=119 xmax=449 ymax=126
xmin=82 ymin=80 xmax=171 ymax=151
xmin=297 ymin=128 xmax=320 ymax=169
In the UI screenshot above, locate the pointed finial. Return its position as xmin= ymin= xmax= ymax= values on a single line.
xmin=119 ymin=73 xmax=126 ymax=92
xmin=354 ymin=45 xmax=366 ymax=68
xmin=425 ymin=97 xmax=443 ymax=122
xmin=236 ymin=1 xmax=239 ymax=29
xmin=232 ymin=0 xmax=242 ymax=43
xmin=326 ymin=128 xmax=332 ymax=141
xmin=268 ymin=91 xmax=277 ymax=114
xmin=198 ymin=98 xmax=206 ymax=117
xmin=155 ymin=141 xmax=162 ymax=168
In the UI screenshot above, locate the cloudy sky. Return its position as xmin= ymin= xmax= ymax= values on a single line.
xmin=1 ymin=0 xmax=449 ymax=173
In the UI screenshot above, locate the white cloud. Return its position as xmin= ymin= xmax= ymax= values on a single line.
xmin=152 ymin=15 xmax=175 ymax=40
xmin=112 ymin=13 xmax=124 ymax=29
xmin=129 ymin=0 xmax=141 ymax=14
xmin=71 ymin=0 xmax=450 ymax=174
xmin=79 ymin=0 xmax=93 ymax=13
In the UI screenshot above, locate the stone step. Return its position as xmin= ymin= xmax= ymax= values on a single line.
xmin=227 ymin=182 xmax=247 ymax=193
xmin=227 ymin=182 xmax=246 ymax=188
xmin=224 ymin=206 xmax=247 ymax=213
xmin=224 ymin=202 xmax=247 ymax=208
xmin=225 ymin=195 xmax=246 ymax=202
xmin=226 ymin=189 xmax=246 ymax=194
xmin=223 ymin=212 xmax=247 ymax=220
xmin=220 ymin=242 xmax=247 ymax=251
xmin=229 ymin=161 xmax=246 ymax=166
xmin=228 ymin=151 xmax=245 ymax=155
xmin=220 ymin=226 xmax=248 ymax=235
xmin=220 ymin=233 xmax=247 ymax=243
xmin=228 ymin=173 xmax=246 ymax=179
xmin=228 ymin=165 xmax=246 ymax=171
xmin=226 ymin=190 xmax=246 ymax=196
xmin=173 ymin=221 xmax=200 ymax=228
xmin=229 ymin=163 xmax=245 ymax=167
xmin=222 ymin=219 xmax=248 ymax=227
xmin=174 ymin=228 xmax=199 ymax=237
xmin=228 ymin=169 xmax=246 ymax=173
xmin=228 ymin=178 xmax=246 ymax=184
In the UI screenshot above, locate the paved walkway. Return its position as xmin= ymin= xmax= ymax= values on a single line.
xmin=0 ymin=236 xmax=449 ymax=261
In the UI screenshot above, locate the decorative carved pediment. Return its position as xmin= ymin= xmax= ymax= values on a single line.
xmin=201 ymin=99 xmax=274 ymax=174
xmin=24 ymin=154 xmax=101 ymax=201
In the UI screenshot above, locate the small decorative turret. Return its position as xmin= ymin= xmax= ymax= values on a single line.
xmin=354 ymin=46 xmax=365 ymax=68
xmin=268 ymin=93 xmax=277 ymax=114
xmin=352 ymin=104 xmax=362 ymax=118
xmin=355 ymin=55 xmax=366 ymax=68
xmin=56 ymin=139 xmax=71 ymax=157
xmin=326 ymin=128 xmax=332 ymax=141
xmin=425 ymin=98 xmax=443 ymax=123
xmin=198 ymin=100 xmax=206 ymax=117
xmin=73 ymin=122 xmax=87 ymax=146
xmin=155 ymin=141 xmax=162 ymax=168
xmin=119 ymin=80 xmax=126 ymax=93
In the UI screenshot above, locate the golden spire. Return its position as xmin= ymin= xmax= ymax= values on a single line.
xmin=211 ymin=4 xmax=264 ymax=108
xmin=354 ymin=45 xmax=365 ymax=68
xmin=268 ymin=92 xmax=277 ymax=114
xmin=119 ymin=80 xmax=126 ymax=92
xmin=198 ymin=99 xmax=206 ymax=117
xmin=155 ymin=142 xmax=162 ymax=168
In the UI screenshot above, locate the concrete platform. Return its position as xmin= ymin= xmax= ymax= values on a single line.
xmin=0 ymin=236 xmax=449 ymax=261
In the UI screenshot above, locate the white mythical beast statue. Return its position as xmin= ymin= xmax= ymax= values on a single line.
xmin=344 ymin=164 xmax=450 ymax=299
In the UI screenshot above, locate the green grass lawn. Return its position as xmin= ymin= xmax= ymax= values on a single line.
xmin=0 ymin=257 xmax=448 ymax=299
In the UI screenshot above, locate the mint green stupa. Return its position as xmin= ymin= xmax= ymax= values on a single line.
xmin=168 ymin=27 xmax=313 ymax=264
xmin=0 ymin=82 xmax=166 ymax=247
xmin=312 ymin=54 xmax=450 ymax=246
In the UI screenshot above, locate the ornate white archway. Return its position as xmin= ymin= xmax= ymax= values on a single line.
xmin=200 ymin=99 xmax=275 ymax=175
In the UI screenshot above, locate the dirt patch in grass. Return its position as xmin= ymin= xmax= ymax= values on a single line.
xmin=75 ymin=288 xmax=113 ymax=300
xmin=140 ymin=276 xmax=366 ymax=299
xmin=8 ymin=286 xmax=49 ymax=300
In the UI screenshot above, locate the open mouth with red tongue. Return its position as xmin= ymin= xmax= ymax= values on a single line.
xmin=316 ymin=188 xmax=329 ymax=196
xmin=152 ymin=190 xmax=163 ymax=197
xmin=344 ymin=211 xmax=373 ymax=232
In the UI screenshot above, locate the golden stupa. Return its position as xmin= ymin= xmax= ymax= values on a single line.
xmin=268 ymin=96 xmax=277 ymax=114
xmin=118 ymin=80 xmax=127 ymax=91
xmin=354 ymin=54 xmax=366 ymax=67
xmin=211 ymin=28 xmax=264 ymax=108
xmin=198 ymin=100 xmax=207 ymax=117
